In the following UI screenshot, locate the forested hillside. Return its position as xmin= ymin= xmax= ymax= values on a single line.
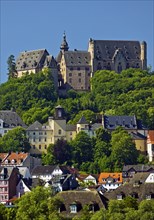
xmin=0 ymin=68 xmax=154 ymax=128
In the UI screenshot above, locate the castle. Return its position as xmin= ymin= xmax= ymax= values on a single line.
xmin=16 ymin=33 xmax=147 ymax=91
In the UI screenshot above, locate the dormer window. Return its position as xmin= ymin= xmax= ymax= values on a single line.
xmin=70 ymin=204 xmax=77 ymax=213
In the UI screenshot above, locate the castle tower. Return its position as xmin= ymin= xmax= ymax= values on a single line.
xmin=60 ymin=32 xmax=69 ymax=53
xmin=140 ymin=41 xmax=147 ymax=70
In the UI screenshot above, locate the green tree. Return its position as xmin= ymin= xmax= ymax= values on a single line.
xmin=15 ymin=186 xmax=61 ymax=220
xmin=0 ymin=204 xmax=7 ymax=220
xmin=71 ymin=131 xmax=93 ymax=167
xmin=110 ymin=127 xmax=139 ymax=170
xmin=0 ymin=127 xmax=30 ymax=152
xmin=7 ymin=55 xmax=17 ymax=79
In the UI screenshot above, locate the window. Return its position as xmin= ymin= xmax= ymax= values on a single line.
xmin=39 ymin=145 xmax=41 ymax=149
xmin=33 ymin=145 xmax=35 ymax=149
xmin=78 ymin=73 xmax=81 ymax=76
xmin=78 ymin=78 xmax=81 ymax=83
xmin=58 ymin=129 xmax=62 ymax=135
xmin=70 ymin=204 xmax=77 ymax=213
xmin=70 ymin=132 xmax=72 ymax=135
xmin=69 ymin=78 xmax=72 ymax=83
xmin=39 ymin=138 xmax=41 ymax=142
xmin=77 ymin=67 xmax=80 ymax=71
xmin=69 ymin=73 xmax=72 ymax=77
xmin=33 ymin=138 xmax=35 ymax=142
xmin=44 ymin=132 xmax=47 ymax=135
xmin=44 ymin=145 xmax=47 ymax=149
xmin=33 ymin=132 xmax=35 ymax=135
xmin=44 ymin=138 xmax=47 ymax=142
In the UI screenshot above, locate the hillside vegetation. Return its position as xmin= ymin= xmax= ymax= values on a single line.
xmin=0 ymin=68 xmax=154 ymax=128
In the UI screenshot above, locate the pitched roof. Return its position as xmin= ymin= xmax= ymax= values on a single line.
xmin=0 ymin=153 xmax=9 ymax=162
xmin=58 ymin=190 xmax=106 ymax=215
xmin=130 ymin=132 xmax=146 ymax=140
xmin=77 ymin=116 xmax=88 ymax=124
xmin=103 ymin=115 xmax=138 ymax=130
xmin=16 ymin=49 xmax=49 ymax=71
xmin=98 ymin=173 xmax=122 ymax=184
xmin=1 ymin=152 xmax=29 ymax=166
xmin=26 ymin=121 xmax=42 ymax=131
xmin=0 ymin=110 xmax=27 ymax=128
xmin=128 ymin=172 xmax=151 ymax=184
xmin=147 ymin=130 xmax=154 ymax=144
xmin=66 ymin=124 xmax=76 ymax=131
xmin=91 ymin=39 xmax=141 ymax=61
xmin=123 ymin=164 xmax=154 ymax=172
xmin=104 ymin=182 xmax=154 ymax=202
xmin=64 ymin=51 xmax=91 ymax=66
xmin=31 ymin=165 xmax=57 ymax=176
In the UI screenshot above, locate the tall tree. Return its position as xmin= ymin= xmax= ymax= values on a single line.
xmin=7 ymin=55 xmax=17 ymax=79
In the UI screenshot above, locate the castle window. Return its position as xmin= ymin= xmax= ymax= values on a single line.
xmin=33 ymin=145 xmax=35 ymax=149
xmin=69 ymin=73 xmax=72 ymax=77
xmin=33 ymin=138 xmax=35 ymax=142
xmin=78 ymin=73 xmax=81 ymax=76
xmin=44 ymin=145 xmax=47 ymax=149
xmin=77 ymin=67 xmax=80 ymax=71
xmin=79 ymin=78 xmax=81 ymax=83
xmin=69 ymin=78 xmax=72 ymax=83
xmin=39 ymin=145 xmax=41 ymax=149
xmin=33 ymin=132 xmax=35 ymax=135
xmin=85 ymin=67 xmax=89 ymax=71
xmin=39 ymin=138 xmax=41 ymax=142
xmin=44 ymin=138 xmax=47 ymax=142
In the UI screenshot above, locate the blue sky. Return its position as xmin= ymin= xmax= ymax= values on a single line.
xmin=0 ymin=0 xmax=154 ymax=83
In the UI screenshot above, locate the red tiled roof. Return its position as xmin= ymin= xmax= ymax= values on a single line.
xmin=98 ymin=172 xmax=122 ymax=184
xmin=1 ymin=152 xmax=29 ymax=165
xmin=147 ymin=131 xmax=154 ymax=144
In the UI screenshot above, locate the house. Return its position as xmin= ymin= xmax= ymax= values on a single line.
xmin=31 ymin=165 xmax=78 ymax=192
xmin=16 ymin=49 xmax=58 ymax=89
xmin=104 ymin=172 xmax=154 ymax=202
xmin=122 ymin=164 xmax=154 ymax=178
xmin=0 ymin=108 xmax=27 ymax=136
xmin=147 ymin=130 xmax=154 ymax=162
xmin=16 ymin=178 xmax=31 ymax=198
xmin=0 ymin=167 xmax=20 ymax=204
xmin=77 ymin=174 xmax=98 ymax=186
xmin=58 ymin=190 xmax=107 ymax=217
xmin=102 ymin=115 xmax=147 ymax=153
xmin=0 ymin=152 xmax=41 ymax=172
xmin=98 ymin=173 xmax=122 ymax=191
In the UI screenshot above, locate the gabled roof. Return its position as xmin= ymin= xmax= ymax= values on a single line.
xmin=77 ymin=116 xmax=88 ymax=124
xmin=123 ymin=164 xmax=154 ymax=172
xmin=26 ymin=121 xmax=42 ymax=131
xmin=0 ymin=109 xmax=27 ymax=128
xmin=31 ymin=165 xmax=58 ymax=176
xmin=98 ymin=173 xmax=122 ymax=184
xmin=0 ymin=153 xmax=9 ymax=162
xmin=64 ymin=51 xmax=91 ymax=67
xmin=128 ymin=172 xmax=152 ymax=184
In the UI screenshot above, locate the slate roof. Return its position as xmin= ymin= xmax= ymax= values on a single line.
xmin=123 ymin=164 xmax=154 ymax=172
xmin=77 ymin=116 xmax=88 ymax=124
xmin=16 ymin=49 xmax=49 ymax=71
xmin=64 ymin=51 xmax=91 ymax=66
xmin=26 ymin=121 xmax=42 ymax=131
xmin=31 ymin=165 xmax=58 ymax=176
xmin=128 ymin=172 xmax=152 ymax=184
xmin=0 ymin=110 xmax=27 ymax=128
xmin=66 ymin=124 xmax=76 ymax=131
xmin=102 ymin=115 xmax=145 ymax=130
xmin=44 ymin=55 xmax=57 ymax=68
xmin=91 ymin=39 xmax=141 ymax=61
